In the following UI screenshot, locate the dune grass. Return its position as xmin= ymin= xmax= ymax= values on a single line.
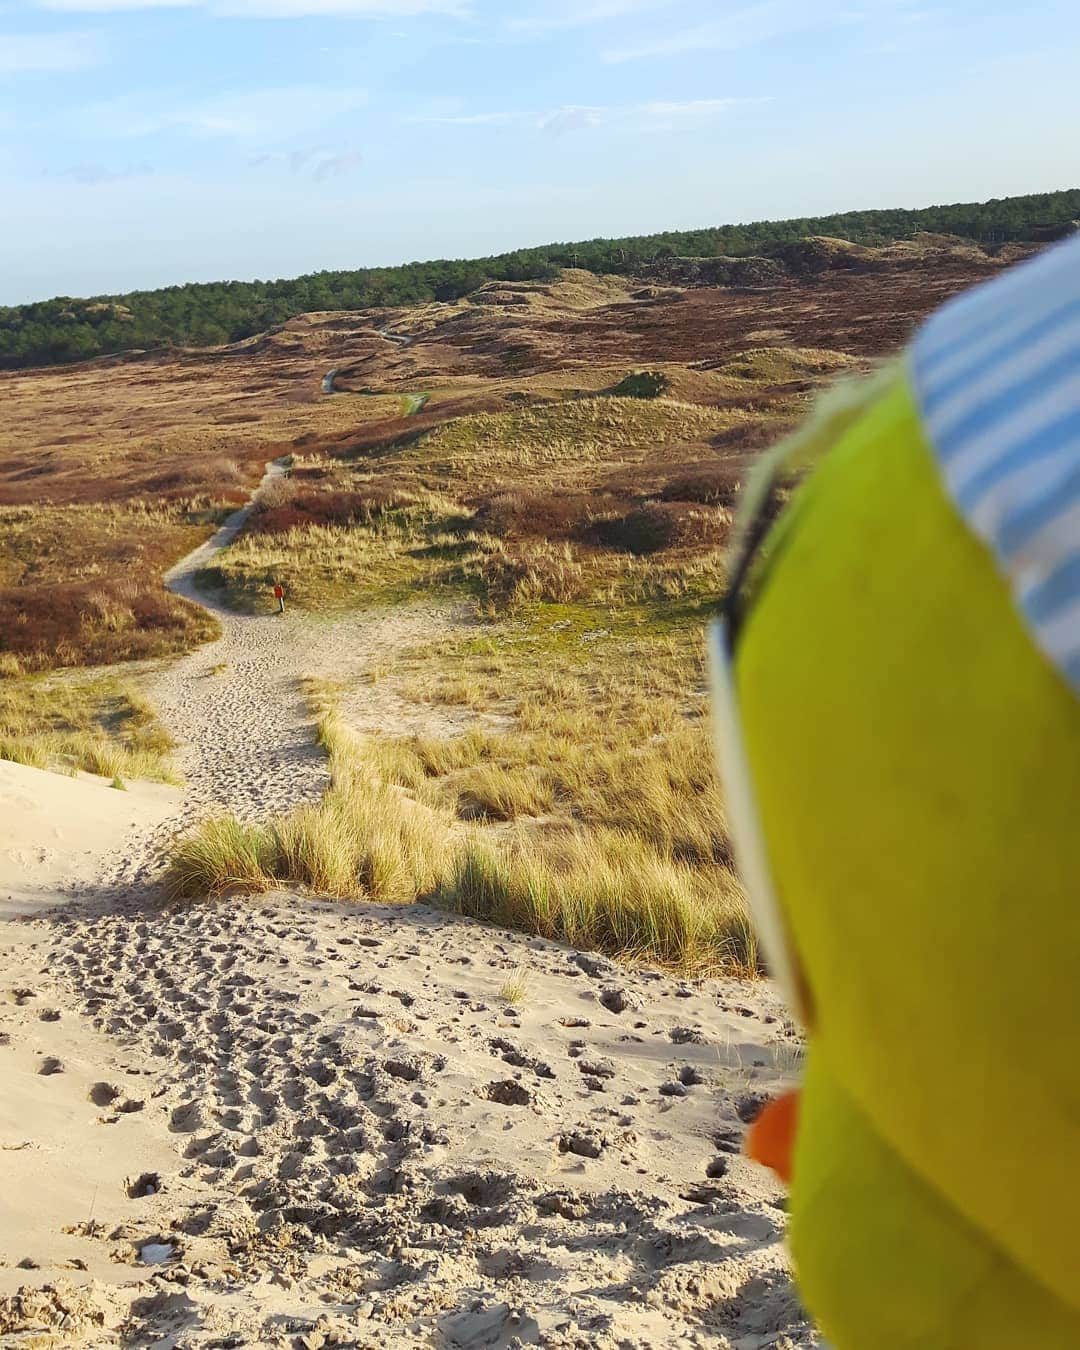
xmin=165 ymin=659 xmax=754 ymax=976
xmin=499 ymin=967 xmax=531 ymax=1006
xmin=196 ymin=469 xmax=732 ymax=617
xmin=410 ymin=396 xmax=737 ymax=477
xmin=0 ymin=670 xmax=178 ymax=782
xmin=439 ymin=832 xmax=752 ymax=972
xmin=167 ymin=777 xmax=449 ymax=903
xmin=192 ymin=492 xmax=471 ymax=612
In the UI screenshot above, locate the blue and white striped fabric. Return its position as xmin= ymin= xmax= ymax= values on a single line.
xmin=911 ymin=235 xmax=1080 ymax=693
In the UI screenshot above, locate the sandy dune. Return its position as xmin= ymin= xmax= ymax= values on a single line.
xmin=0 ymin=759 xmax=179 ymax=918
xmin=0 ymin=471 xmax=817 ymax=1347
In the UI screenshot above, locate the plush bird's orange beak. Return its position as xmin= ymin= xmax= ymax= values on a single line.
xmin=745 ymin=1088 xmax=801 ymax=1184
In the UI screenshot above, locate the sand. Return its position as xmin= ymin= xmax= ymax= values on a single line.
xmin=0 ymin=896 xmax=813 ymax=1347
xmin=0 ymin=760 xmax=180 ymax=919
xmin=0 ymin=474 xmax=819 ymax=1347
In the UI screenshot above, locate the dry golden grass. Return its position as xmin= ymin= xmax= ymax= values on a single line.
xmin=167 ymin=644 xmax=753 ymax=975
xmin=200 ymin=337 xmax=862 ymax=623
xmin=199 ymin=400 xmax=744 ymax=617
xmin=200 ymin=496 xmax=732 ymax=617
xmin=0 ymin=339 xmax=397 ymax=509
xmin=194 ymin=491 xmax=475 ymax=611
xmin=410 ymin=397 xmax=738 ymax=480
xmin=0 ymin=669 xmax=177 ymax=782
xmin=498 ymin=967 xmax=531 ymax=1006
xmin=438 ymin=832 xmax=753 ymax=973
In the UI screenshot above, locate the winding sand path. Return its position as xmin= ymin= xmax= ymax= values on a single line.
xmin=156 ymin=460 xmax=329 ymax=826
xmin=94 ymin=464 xmax=493 ymax=888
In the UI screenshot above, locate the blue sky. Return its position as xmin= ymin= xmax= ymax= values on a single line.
xmin=1 ymin=0 xmax=1077 ymax=303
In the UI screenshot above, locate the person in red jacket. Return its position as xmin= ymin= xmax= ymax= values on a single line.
xmin=272 ymin=583 xmax=285 ymax=615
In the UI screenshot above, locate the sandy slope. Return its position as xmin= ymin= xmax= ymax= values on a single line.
xmin=0 ymin=471 xmax=818 ymax=1347
xmin=0 ymin=759 xmax=180 ymax=918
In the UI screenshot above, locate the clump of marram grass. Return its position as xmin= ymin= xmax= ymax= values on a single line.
xmin=395 ymin=703 xmax=730 ymax=867
xmin=166 ymin=815 xmax=280 ymax=897
xmin=499 ymin=967 xmax=531 ymax=1006
xmin=168 ymin=791 xmax=752 ymax=973
xmin=165 ymin=773 xmax=452 ymax=904
xmin=435 ymin=830 xmax=754 ymax=976
xmin=454 ymin=762 xmax=557 ymax=822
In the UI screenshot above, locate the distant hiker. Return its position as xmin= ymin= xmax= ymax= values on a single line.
xmin=273 ymin=583 xmax=285 ymax=614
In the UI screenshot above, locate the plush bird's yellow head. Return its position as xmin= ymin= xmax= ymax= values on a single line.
xmin=712 ymin=238 xmax=1080 ymax=1348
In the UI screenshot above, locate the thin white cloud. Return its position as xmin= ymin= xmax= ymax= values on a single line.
xmin=252 ymin=143 xmax=363 ymax=179
xmin=78 ymin=85 xmax=368 ymax=139
xmin=506 ymin=0 xmax=673 ymax=34
xmin=538 ymin=105 xmax=605 ymax=136
xmin=419 ymin=96 xmax=763 ymax=135
xmin=603 ymin=0 xmax=861 ymax=61
xmin=0 ymin=29 xmax=103 ymax=71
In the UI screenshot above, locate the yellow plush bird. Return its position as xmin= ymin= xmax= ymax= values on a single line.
xmin=710 ymin=236 xmax=1080 ymax=1348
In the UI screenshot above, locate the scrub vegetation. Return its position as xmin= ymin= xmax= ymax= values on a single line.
xmin=159 ymin=321 xmax=870 ymax=970
xmin=5 ymin=224 xmax=1045 ymax=970
xmin=0 ymin=503 xmax=220 ymax=671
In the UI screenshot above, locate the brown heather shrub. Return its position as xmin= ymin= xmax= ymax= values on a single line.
xmin=469 ymin=490 xmax=621 ymax=544
xmin=589 ymin=501 xmax=732 ymax=556
xmin=251 ymin=487 xmax=427 ymax=537
xmin=710 ymin=419 xmax=798 ymax=454
xmin=253 ymin=475 xmax=296 ymax=512
xmin=0 ymin=580 xmax=216 ymax=668
xmin=661 ymin=463 xmax=745 ymax=507
xmin=591 ymin=503 xmax=676 ymax=555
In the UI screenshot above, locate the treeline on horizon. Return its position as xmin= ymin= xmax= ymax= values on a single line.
xmin=3 ymin=188 xmax=1078 ymax=371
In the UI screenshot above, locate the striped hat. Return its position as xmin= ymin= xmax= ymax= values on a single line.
xmin=911 ymin=235 xmax=1080 ymax=690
